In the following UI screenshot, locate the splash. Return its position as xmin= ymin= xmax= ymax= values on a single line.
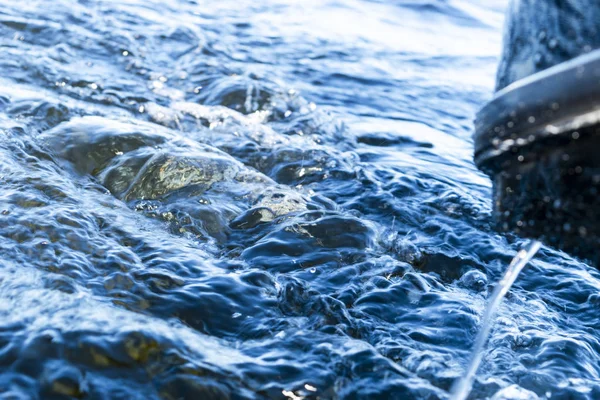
xmin=451 ymin=240 xmax=542 ymax=400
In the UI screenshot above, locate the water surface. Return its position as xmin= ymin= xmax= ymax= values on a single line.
xmin=1 ymin=0 xmax=599 ymax=399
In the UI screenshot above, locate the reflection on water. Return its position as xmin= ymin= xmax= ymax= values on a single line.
xmin=0 ymin=0 xmax=599 ymax=399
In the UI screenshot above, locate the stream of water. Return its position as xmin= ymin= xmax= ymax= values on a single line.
xmin=451 ymin=241 xmax=542 ymax=400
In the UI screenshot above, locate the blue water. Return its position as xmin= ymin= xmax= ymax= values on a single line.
xmin=1 ymin=0 xmax=599 ymax=399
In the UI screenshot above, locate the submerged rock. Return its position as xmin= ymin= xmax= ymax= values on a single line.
xmin=40 ymin=116 xmax=169 ymax=175
xmin=40 ymin=116 xmax=308 ymax=241
xmin=117 ymin=152 xmax=244 ymax=201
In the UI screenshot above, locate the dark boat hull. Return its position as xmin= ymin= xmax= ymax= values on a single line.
xmin=475 ymin=47 xmax=600 ymax=264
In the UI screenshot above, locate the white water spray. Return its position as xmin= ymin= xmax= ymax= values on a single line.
xmin=450 ymin=240 xmax=542 ymax=400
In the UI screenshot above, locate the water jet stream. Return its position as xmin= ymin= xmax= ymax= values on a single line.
xmin=450 ymin=240 xmax=542 ymax=400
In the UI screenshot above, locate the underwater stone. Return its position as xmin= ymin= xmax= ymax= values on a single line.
xmin=121 ymin=151 xmax=241 ymax=201
xmin=253 ymin=187 xmax=307 ymax=217
xmin=230 ymin=207 xmax=276 ymax=230
xmin=40 ymin=116 xmax=169 ymax=175
xmin=41 ymin=362 xmax=85 ymax=398
xmin=41 ymin=116 xmax=309 ymax=243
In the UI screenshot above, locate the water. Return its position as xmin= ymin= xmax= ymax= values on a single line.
xmin=451 ymin=240 xmax=542 ymax=400
xmin=1 ymin=0 xmax=600 ymax=399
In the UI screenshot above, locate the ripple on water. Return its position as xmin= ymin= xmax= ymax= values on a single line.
xmin=0 ymin=0 xmax=599 ymax=399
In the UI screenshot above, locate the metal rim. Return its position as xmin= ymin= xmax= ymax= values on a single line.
xmin=474 ymin=49 xmax=600 ymax=170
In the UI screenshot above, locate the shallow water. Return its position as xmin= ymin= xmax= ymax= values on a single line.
xmin=1 ymin=0 xmax=600 ymax=399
